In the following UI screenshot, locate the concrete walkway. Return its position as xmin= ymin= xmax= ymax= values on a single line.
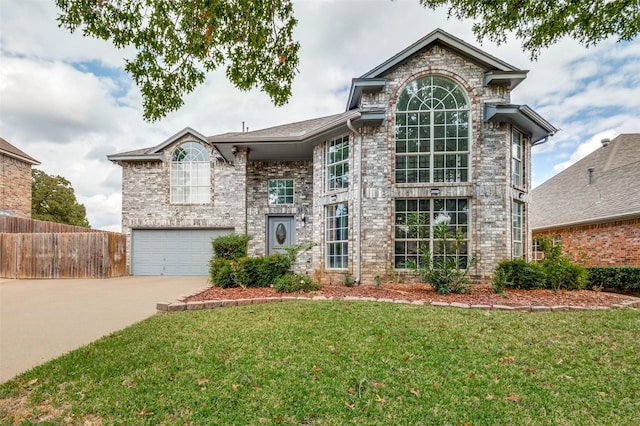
xmin=0 ymin=276 xmax=208 ymax=383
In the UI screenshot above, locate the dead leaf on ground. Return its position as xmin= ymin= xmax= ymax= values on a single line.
xmin=197 ymin=378 xmax=209 ymax=386
xmin=410 ymin=388 xmax=420 ymax=398
xmin=485 ymin=394 xmax=495 ymax=400
xmin=375 ymin=394 xmax=387 ymax=403
xmin=312 ymin=366 xmax=322 ymax=372
xmin=505 ymin=393 xmax=519 ymax=402
xmin=345 ymin=402 xmax=355 ymax=410
xmin=232 ymin=384 xmax=239 ymax=391
xmin=136 ymin=408 xmax=154 ymax=416
xmin=501 ymin=356 xmax=515 ymax=364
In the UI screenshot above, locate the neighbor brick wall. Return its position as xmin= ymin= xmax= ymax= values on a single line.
xmin=533 ymin=217 xmax=640 ymax=266
xmin=0 ymin=153 xmax=32 ymax=218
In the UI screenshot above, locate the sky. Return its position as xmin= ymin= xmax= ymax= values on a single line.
xmin=1 ymin=0 xmax=639 ymax=232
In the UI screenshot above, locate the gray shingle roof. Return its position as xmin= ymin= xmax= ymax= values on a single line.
xmin=0 ymin=137 xmax=40 ymax=165
xmin=530 ymin=134 xmax=640 ymax=229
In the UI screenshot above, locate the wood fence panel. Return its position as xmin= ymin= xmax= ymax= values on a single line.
xmin=0 ymin=232 xmax=128 ymax=279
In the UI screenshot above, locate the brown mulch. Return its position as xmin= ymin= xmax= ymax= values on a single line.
xmin=185 ymin=284 xmax=639 ymax=308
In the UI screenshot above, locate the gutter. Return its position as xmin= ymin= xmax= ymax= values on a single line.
xmin=346 ymin=118 xmax=362 ymax=284
xmin=532 ymin=212 xmax=640 ymax=232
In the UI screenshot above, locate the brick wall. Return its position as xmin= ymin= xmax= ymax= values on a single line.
xmin=0 ymin=153 xmax=32 ymax=218
xmin=533 ymin=217 xmax=640 ymax=266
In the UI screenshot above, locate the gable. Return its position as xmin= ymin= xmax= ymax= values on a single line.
xmin=0 ymin=137 xmax=40 ymax=165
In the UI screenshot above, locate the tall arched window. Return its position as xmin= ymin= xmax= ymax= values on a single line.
xmin=395 ymin=76 xmax=470 ymax=183
xmin=171 ymin=142 xmax=210 ymax=204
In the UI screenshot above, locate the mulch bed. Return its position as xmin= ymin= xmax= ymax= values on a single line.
xmin=184 ymin=284 xmax=640 ymax=309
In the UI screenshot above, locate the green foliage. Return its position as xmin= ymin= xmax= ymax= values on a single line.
xmin=494 ymin=240 xmax=588 ymax=292
xmin=343 ymin=272 xmax=355 ymax=287
xmin=211 ymin=234 xmax=251 ymax=261
xmin=540 ymin=241 xmax=588 ymax=291
xmin=31 ymin=169 xmax=90 ymax=227
xmin=494 ymin=259 xmax=546 ymax=290
xmin=273 ymin=273 xmax=320 ymax=293
xmin=279 ymin=241 xmax=316 ymax=264
xmin=56 ymin=0 xmax=300 ymax=121
xmin=209 ymin=254 xmax=291 ymax=288
xmin=419 ymin=0 xmax=639 ymax=59
xmin=406 ymin=220 xmax=475 ymax=294
xmin=587 ymin=266 xmax=640 ymax=292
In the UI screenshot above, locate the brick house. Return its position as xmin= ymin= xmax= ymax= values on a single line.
xmin=108 ymin=29 xmax=556 ymax=281
xmin=0 ymin=138 xmax=40 ymax=218
xmin=531 ymin=134 xmax=640 ymax=266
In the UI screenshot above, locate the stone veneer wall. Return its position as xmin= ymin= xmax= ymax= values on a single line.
xmin=246 ymin=161 xmax=314 ymax=274
xmin=320 ymin=45 xmax=527 ymax=283
xmin=0 ymin=153 xmax=32 ymax=218
xmin=533 ymin=217 xmax=640 ymax=266
xmin=119 ymin=137 xmax=247 ymax=272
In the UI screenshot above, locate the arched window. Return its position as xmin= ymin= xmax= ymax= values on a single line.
xmin=395 ymin=76 xmax=470 ymax=183
xmin=170 ymin=142 xmax=210 ymax=204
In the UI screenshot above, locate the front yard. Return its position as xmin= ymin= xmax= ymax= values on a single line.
xmin=1 ymin=302 xmax=639 ymax=425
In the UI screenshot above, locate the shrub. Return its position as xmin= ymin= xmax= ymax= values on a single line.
xmin=209 ymin=254 xmax=291 ymax=288
xmin=211 ymin=234 xmax=251 ymax=261
xmin=273 ymin=273 xmax=321 ymax=293
xmin=494 ymin=259 xmax=546 ymax=290
xmin=587 ymin=266 xmax=640 ymax=292
xmin=540 ymin=242 xmax=588 ymax=291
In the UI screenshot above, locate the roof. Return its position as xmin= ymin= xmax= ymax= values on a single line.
xmin=346 ymin=28 xmax=528 ymax=110
xmin=530 ymin=134 xmax=640 ymax=230
xmin=484 ymin=104 xmax=558 ymax=144
xmin=0 ymin=137 xmax=40 ymax=165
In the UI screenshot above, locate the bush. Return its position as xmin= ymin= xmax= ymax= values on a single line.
xmin=540 ymin=242 xmax=588 ymax=291
xmin=211 ymin=234 xmax=251 ymax=261
xmin=273 ymin=273 xmax=320 ymax=293
xmin=209 ymin=254 xmax=291 ymax=288
xmin=587 ymin=266 xmax=640 ymax=292
xmin=494 ymin=259 xmax=546 ymax=290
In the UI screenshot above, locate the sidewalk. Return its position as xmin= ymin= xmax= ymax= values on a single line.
xmin=0 ymin=276 xmax=208 ymax=383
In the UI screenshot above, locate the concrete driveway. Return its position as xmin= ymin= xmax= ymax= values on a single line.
xmin=0 ymin=276 xmax=208 ymax=383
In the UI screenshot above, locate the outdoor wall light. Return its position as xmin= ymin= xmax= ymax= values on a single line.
xmin=430 ymin=187 xmax=441 ymax=196
xmin=518 ymin=192 xmax=525 ymax=200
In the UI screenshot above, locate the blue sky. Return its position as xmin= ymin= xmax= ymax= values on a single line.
xmin=1 ymin=0 xmax=639 ymax=231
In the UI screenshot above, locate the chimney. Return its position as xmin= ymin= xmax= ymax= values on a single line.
xmin=588 ymin=167 xmax=594 ymax=184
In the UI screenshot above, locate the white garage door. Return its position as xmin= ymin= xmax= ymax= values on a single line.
xmin=131 ymin=229 xmax=233 ymax=276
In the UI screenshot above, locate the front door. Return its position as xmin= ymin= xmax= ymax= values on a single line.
xmin=267 ymin=216 xmax=295 ymax=255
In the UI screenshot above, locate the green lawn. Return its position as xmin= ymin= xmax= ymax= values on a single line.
xmin=1 ymin=302 xmax=639 ymax=425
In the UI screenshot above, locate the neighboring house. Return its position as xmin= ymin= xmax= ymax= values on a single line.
xmin=0 ymin=138 xmax=40 ymax=218
xmin=108 ymin=29 xmax=557 ymax=281
xmin=531 ymin=134 xmax=640 ymax=266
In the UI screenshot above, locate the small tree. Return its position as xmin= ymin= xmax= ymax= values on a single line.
xmin=31 ymin=169 xmax=90 ymax=227
xmin=406 ymin=213 xmax=475 ymax=294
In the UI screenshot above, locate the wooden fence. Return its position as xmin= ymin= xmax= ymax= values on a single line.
xmin=0 ymin=216 xmax=127 ymax=279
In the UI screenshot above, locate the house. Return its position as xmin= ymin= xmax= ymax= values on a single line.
xmin=108 ymin=29 xmax=557 ymax=281
xmin=531 ymin=134 xmax=640 ymax=266
xmin=0 ymin=138 xmax=40 ymax=218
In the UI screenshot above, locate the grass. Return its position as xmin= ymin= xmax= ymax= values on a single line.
xmin=1 ymin=302 xmax=639 ymax=425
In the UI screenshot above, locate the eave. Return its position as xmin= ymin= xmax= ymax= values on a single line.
xmin=532 ymin=211 xmax=640 ymax=232
xmin=483 ymin=70 xmax=529 ymax=90
xmin=484 ymin=103 xmax=558 ymax=145
xmin=346 ymin=78 xmax=387 ymax=111
xmin=0 ymin=149 xmax=41 ymax=165
xmin=107 ymin=153 xmax=164 ymax=163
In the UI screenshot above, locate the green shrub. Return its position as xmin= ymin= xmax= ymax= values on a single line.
xmin=587 ymin=266 xmax=640 ymax=292
xmin=273 ymin=273 xmax=320 ymax=293
xmin=209 ymin=254 xmax=291 ymax=288
xmin=540 ymin=242 xmax=588 ymax=291
xmin=494 ymin=259 xmax=546 ymax=290
xmin=209 ymin=258 xmax=236 ymax=288
xmin=211 ymin=234 xmax=251 ymax=261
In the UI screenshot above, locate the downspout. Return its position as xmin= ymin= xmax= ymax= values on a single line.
xmin=347 ymin=119 xmax=362 ymax=284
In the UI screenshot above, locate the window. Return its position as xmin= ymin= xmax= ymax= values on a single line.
xmin=394 ymin=198 xmax=469 ymax=268
xmin=326 ymin=203 xmax=349 ymax=269
xmin=512 ymin=130 xmax=523 ymax=187
xmin=395 ymin=76 xmax=470 ymax=183
xmin=268 ymin=179 xmax=294 ymax=205
xmin=170 ymin=142 xmax=210 ymax=204
xmin=327 ymin=135 xmax=349 ymax=191
xmin=513 ymin=200 xmax=524 ymax=259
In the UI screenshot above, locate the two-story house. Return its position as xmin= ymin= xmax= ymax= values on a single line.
xmin=108 ymin=29 xmax=557 ymax=281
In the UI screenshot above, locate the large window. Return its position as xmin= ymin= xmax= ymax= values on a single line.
xmin=268 ymin=179 xmax=294 ymax=205
xmin=326 ymin=203 xmax=349 ymax=269
xmin=395 ymin=76 xmax=470 ymax=183
xmin=394 ymin=198 xmax=469 ymax=268
xmin=512 ymin=130 xmax=523 ymax=187
xmin=327 ymin=135 xmax=349 ymax=191
xmin=513 ymin=200 xmax=524 ymax=259
xmin=171 ymin=142 xmax=210 ymax=204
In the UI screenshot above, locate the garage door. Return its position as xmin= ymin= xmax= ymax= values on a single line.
xmin=131 ymin=229 xmax=233 ymax=276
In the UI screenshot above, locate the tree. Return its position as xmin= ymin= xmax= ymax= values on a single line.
xmin=32 ymin=169 xmax=91 ymax=228
xmin=419 ymin=0 xmax=639 ymax=59
xmin=56 ymin=1 xmax=637 ymax=122
xmin=55 ymin=0 xmax=299 ymax=122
